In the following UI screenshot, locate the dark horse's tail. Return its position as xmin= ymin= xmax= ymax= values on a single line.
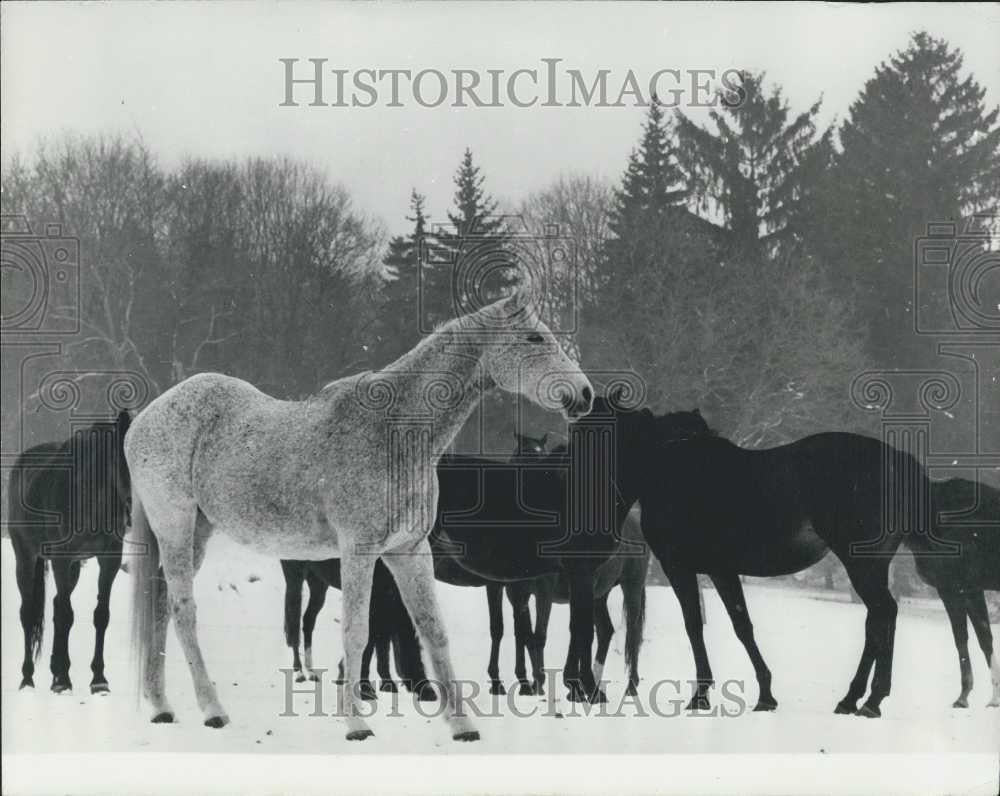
xmin=129 ymin=494 xmax=162 ymax=705
xmin=622 ymin=561 xmax=647 ymax=685
xmin=8 ymin=463 xmax=48 ymax=664
xmin=24 ymin=557 xmax=47 ymax=663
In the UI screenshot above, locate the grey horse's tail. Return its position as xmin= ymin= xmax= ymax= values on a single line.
xmin=129 ymin=495 xmax=162 ymax=706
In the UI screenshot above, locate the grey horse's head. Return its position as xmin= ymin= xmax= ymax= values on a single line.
xmin=471 ymin=290 xmax=593 ymax=420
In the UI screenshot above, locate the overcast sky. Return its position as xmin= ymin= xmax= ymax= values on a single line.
xmin=2 ymin=2 xmax=998 ymax=234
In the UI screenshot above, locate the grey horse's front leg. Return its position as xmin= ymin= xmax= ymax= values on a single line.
xmin=382 ymin=540 xmax=479 ymax=741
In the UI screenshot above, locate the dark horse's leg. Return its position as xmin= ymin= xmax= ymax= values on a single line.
xmin=507 ymin=582 xmax=537 ymax=695
xmin=14 ymin=548 xmax=45 ymax=690
xmin=531 ymin=577 xmax=554 ymax=695
xmin=382 ymin=569 xmax=436 ymax=702
xmin=666 ymin=566 xmax=714 ymax=710
xmin=591 ymin=595 xmax=614 ymax=687
xmin=50 ymin=558 xmax=81 ymax=693
xmin=565 ymin=567 xmax=604 ymax=703
xmin=837 ymin=559 xmax=897 ymax=718
xmin=709 ymin=572 xmax=777 ymax=711
xmin=965 ymin=591 xmax=1000 ymax=707
xmin=940 ymin=590 xmax=973 ymax=708
xmin=89 ymin=552 xmax=122 ymax=694
xmin=486 ymin=583 xmax=506 ymax=695
xmin=301 ymin=570 xmax=328 ymax=682
xmin=280 ymin=561 xmax=307 ymax=681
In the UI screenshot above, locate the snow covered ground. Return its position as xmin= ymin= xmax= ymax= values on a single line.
xmin=2 ymin=534 xmax=998 ymax=762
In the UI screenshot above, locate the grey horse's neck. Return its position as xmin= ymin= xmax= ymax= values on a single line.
xmin=370 ymin=316 xmax=494 ymax=456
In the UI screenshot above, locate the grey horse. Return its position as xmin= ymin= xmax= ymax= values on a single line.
xmin=126 ymin=292 xmax=593 ymax=741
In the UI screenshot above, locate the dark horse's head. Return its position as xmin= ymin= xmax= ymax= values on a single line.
xmin=88 ymin=409 xmax=133 ymax=528
xmin=568 ymin=387 xmax=657 ymax=507
xmin=512 ymin=431 xmax=549 ymax=458
xmin=653 ymin=408 xmax=716 ymax=443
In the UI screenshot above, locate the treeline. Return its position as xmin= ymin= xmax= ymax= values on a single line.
xmin=3 ymin=31 xmax=997 ymax=454
xmin=3 ymin=142 xmax=384 ymax=400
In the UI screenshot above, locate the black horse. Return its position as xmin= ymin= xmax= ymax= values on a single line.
xmin=638 ymin=408 xmax=947 ymax=718
xmin=8 ymin=411 xmax=132 ymax=694
xmin=916 ymin=478 xmax=999 ymax=708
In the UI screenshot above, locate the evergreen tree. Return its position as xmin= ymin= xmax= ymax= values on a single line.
xmin=675 ymin=71 xmax=833 ymax=263
xmin=375 ymin=189 xmax=429 ymax=365
xmin=433 ymin=149 xmax=513 ymax=321
xmin=810 ymin=32 xmax=999 ymax=367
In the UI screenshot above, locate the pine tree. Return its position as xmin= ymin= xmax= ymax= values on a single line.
xmin=675 ymin=71 xmax=833 ymax=263
xmin=375 ymin=190 xmax=429 ymax=365
xmin=810 ymin=32 xmax=999 ymax=367
xmin=432 ymin=149 xmax=513 ymax=320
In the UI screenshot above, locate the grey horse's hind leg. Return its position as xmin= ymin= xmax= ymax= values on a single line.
xmin=382 ymin=541 xmax=479 ymax=742
xmin=154 ymin=500 xmax=228 ymax=728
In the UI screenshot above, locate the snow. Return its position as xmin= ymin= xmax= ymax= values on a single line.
xmin=2 ymin=535 xmax=998 ymax=760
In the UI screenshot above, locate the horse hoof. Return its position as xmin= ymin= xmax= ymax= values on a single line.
xmin=489 ymin=682 xmax=506 ymax=696
xmin=204 ymin=715 xmax=230 ymax=729
xmin=453 ymin=730 xmax=480 ymax=742
xmin=952 ymin=697 xmax=969 ymax=709
xmin=536 ymin=684 xmax=546 ymax=697
xmin=519 ymin=683 xmax=536 ymax=697
xmin=686 ymin=696 xmax=711 ymax=712
xmin=380 ymin=681 xmax=398 ymax=693
xmin=307 ymin=671 xmax=321 ymax=682
xmin=294 ymin=673 xmax=306 ymax=683
xmin=360 ymin=682 xmax=377 ymax=701
xmin=566 ymin=688 xmax=583 ymax=703
xmin=590 ymin=689 xmax=608 ymax=705
xmin=625 ymin=685 xmax=638 ymax=698
xmin=987 ymin=700 xmax=999 ymax=708
xmin=857 ymin=704 xmax=881 ymax=719
xmin=90 ymin=682 xmax=110 ymax=695
xmin=833 ymin=701 xmax=856 ymax=715
xmin=151 ymin=711 xmax=175 ymax=724
xmin=416 ymin=685 xmax=438 ymax=702
xmin=19 ymin=679 xmax=35 ymax=690
xmin=346 ymin=729 xmax=374 ymax=741
xmin=753 ymin=699 xmax=778 ymax=712
xmin=51 ymin=682 xmax=72 ymax=695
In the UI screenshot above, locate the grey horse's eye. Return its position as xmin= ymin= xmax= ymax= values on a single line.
xmin=526 ymin=333 xmax=544 ymax=343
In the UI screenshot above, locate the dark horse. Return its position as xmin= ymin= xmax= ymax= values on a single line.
xmin=8 ymin=411 xmax=132 ymax=693
xmin=423 ymin=394 xmax=648 ymax=702
xmin=916 ymin=478 xmax=999 ymax=708
xmin=638 ymin=408 xmax=948 ymax=718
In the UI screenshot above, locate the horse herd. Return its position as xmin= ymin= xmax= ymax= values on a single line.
xmin=8 ymin=293 xmax=1000 ymax=743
